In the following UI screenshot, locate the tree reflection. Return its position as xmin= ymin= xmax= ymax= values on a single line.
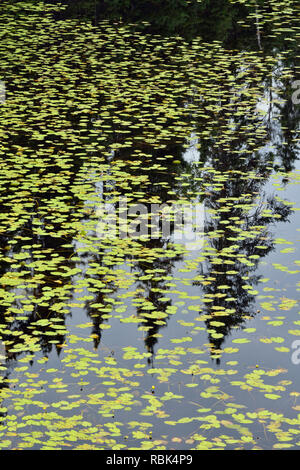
xmin=0 ymin=0 xmax=298 ymax=378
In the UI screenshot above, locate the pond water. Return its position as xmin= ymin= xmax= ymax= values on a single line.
xmin=0 ymin=0 xmax=299 ymax=450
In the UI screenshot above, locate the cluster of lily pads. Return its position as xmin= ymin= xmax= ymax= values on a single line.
xmin=0 ymin=0 xmax=299 ymax=450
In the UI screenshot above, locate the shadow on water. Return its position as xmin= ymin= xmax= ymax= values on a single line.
xmin=0 ymin=8 xmax=298 ymax=370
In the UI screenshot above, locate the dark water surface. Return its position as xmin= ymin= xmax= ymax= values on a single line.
xmin=0 ymin=0 xmax=299 ymax=450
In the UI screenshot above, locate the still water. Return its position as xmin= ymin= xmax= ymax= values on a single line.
xmin=0 ymin=0 xmax=299 ymax=450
